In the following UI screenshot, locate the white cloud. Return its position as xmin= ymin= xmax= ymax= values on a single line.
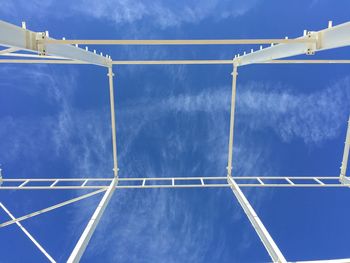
xmin=237 ymin=79 xmax=350 ymax=143
xmin=75 ymin=0 xmax=258 ymax=28
xmin=0 ymin=0 xmax=258 ymax=28
xmin=1 ymin=63 xmax=348 ymax=261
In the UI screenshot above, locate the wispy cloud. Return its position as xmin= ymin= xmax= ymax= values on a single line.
xmin=0 ymin=65 xmax=112 ymax=178
xmin=0 ymin=0 xmax=258 ymax=29
xmin=237 ymin=79 xmax=350 ymax=143
xmin=75 ymin=0 xmax=258 ymax=28
xmin=1 ymin=62 xmax=349 ymax=261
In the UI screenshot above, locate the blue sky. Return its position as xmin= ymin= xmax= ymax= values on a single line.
xmin=0 ymin=0 xmax=350 ymax=262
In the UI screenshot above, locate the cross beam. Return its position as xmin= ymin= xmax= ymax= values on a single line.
xmin=236 ymin=21 xmax=350 ymax=66
xmin=0 ymin=20 xmax=110 ymax=67
xmin=0 ymin=176 xmax=347 ymax=190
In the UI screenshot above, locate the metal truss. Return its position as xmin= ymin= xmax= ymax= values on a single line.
xmin=0 ymin=19 xmax=350 ymax=262
xmin=0 ymin=176 xmax=348 ymax=190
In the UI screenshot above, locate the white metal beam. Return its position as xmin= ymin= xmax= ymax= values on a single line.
xmin=0 ymin=176 xmax=348 ymax=190
xmin=295 ymin=259 xmax=350 ymax=263
xmin=67 ymin=178 xmax=117 ymax=263
xmin=0 ymin=189 xmax=106 ymax=228
xmin=0 ymin=47 xmax=20 ymax=54
xmin=67 ymin=66 xmax=119 ymax=262
xmin=0 ymin=20 xmax=110 ymax=67
xmin=108 ymin=67 xmax=119 ymax=177
xmin=237 ymin=21 xmax=350 ymax=66
xmin=0 ymin=202 xmax=56 ymax=263
xmin=43 ymin=39 xmax=313 ymax=45
xmin=227 ymin=64 xmax=238 ymax=176
xmin=227 ymin=177 xmax=287 ymax=262
xmin=3 ymin=59 xmax=350 ymax=65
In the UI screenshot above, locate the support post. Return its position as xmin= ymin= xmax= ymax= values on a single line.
xmin=107 ymin=66 xmax=119 ymax=177
xmin=227 ymin=177 xmax=287 ymax=262
xmin=227 ymin=63 xmax=238 ymax=177
xmin=67 ymin=66 xmax=119 ymax=262
xmin=340 ymin=116 xmax=350 ymax=185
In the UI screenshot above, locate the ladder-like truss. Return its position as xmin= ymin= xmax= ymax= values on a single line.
xmin=0 ymin=19 xmax=350 ymax=263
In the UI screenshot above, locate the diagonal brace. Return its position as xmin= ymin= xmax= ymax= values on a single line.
xmin=340 ymin=116 xmax=350 ymax=185
xmin=0 ymin=202 xmax=56 ymax=263
xmin=228 ymin=177 xmax=287 ymax=262
xmin=0 ymin=188 xmax=106 ymax=228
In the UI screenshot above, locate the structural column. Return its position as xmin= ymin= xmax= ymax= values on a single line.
xmin=67 ymin=66 xmax=119 ymax=262
xmin=227 ymin=63 xmax=238 ymax=177
xmin=226 ymin=63 xmax=286 ymax=262
xmin=108 ymin=66 xmax=119 ymax=177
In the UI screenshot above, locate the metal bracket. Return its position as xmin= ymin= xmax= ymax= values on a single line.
xmin=340 ymin=176 xmax=350 ymax=186
xmin=306 ymin=31 xmax=317 ymax=55
xmin=36 ymin=32 xmax=47 ymax=56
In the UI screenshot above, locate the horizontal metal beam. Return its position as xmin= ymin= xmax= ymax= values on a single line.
xmin=0 ymin=59 xmax=88 ymax=64
xmin=0 ymin=52 xmax=67 ymax=59
xmin=1 ymin=59 xmax=350 ymax=65
xmin=237 ymin=21 xmax=350 ymax=66
xmin=296 ymin=259 xmax=350 ymax=263
xmin=0 ymin=176 xmax=348 ymax=190
xmin=43 ymin=39 xmax=314 ymax=45
xmin=0 ymin=20 xmax=110 ymax=67
xmin=0 ymin=47 xmax=20 ymax=54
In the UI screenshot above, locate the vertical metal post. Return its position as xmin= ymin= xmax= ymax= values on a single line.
xmin=226 ymin=63 xmax=286 ymax=262
xmin=67 ymin=66 xmax=119 ymax=262
xmin=107 ymin=66 xmax=119 ymax=177
xmin=227 ymin=63 xmax=238 ymax=177
xmin=340 ymin=115 xmax=350 ymax=184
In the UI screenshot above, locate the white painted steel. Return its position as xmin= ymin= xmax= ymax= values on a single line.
xmin=296 ymin=259 xmax=350 ymax=263
xmin=340 ymin=116 xmax=350 ymax=184
xmin=67 ymin=178 xmax=117 ymax=263
xmin=43 ymin=39 xmax=313 ymax=45
xmin=237 ymin=21 xmax=350 ymax=66
xmin=0 ymin=203 xmax=56 ymax=263
xmin=227 ymin=177 xmax=287 ymax=262
xmin=3 ymin=59 xmax=350 ymax=65
xmin=227 ymin=64 xmax=238 ymax=176
xmin=0 ymin=52 xmax=67 ymax=59
xmin=0 ymin=189 xmax=106 ymax=228
xmin=108 ymin=67 xmax=119 ymax=177
xmin=67 ymin=67 xmax=119 ymax=263
xmin=0 ymin=20 xmax=109 ymax=67
xmin=0 ymin=176 xmax=348 ymax=190
xmin=0 ymin=47 xmax=19 ymax=54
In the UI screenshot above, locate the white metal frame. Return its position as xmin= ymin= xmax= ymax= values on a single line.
xmin=0 ymin=19 xmax=350 ymax=262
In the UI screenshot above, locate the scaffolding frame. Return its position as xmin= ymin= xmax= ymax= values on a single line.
xmin=0 ymin=19 xmax=350 ymax=262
